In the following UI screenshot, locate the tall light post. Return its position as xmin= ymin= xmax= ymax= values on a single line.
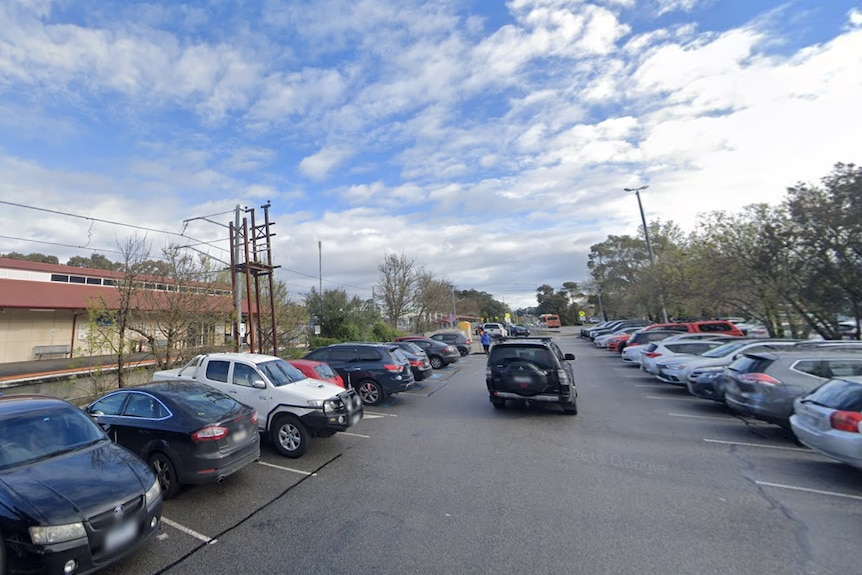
xmin=625 ymin=185 xmax=669 ymax=323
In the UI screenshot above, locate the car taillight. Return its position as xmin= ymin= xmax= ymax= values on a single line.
xmin=557 ymin=369 xmax=569 ymax=385
xmin=409 ymin=359 xmax=422 ymax=367
xmin=384 ymin=364 xmax=404 ymax=373
xmin=251 ymin=411 xmax=259 ymax=425
xmin=192 ymin=425 xmax=229 ymax=441
xmin=739 ymin=373 xmax=781 ymax=386
xmin=830 ymin=411 xmax=862 ymax=433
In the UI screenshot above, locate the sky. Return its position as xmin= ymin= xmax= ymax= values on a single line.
xmin=0 ymin=0 xmax=860 ymax=310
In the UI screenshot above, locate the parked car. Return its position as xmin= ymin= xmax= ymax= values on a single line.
xmin=485 ymin=337 xmax=578 ymax=414
xmin=429 ymin=332 xmax=473 ymax=356
xmin=594 ymin=326 xmax=642 ymax=349
xmin=643 ymin=320 xmax=745 ymax=337
xmin=724 ymin=348 xmax=862 ymax=427
xmin=790 ymin=376 xmax=862 ymax=470
xmin=389 ymin=340 xmax=434 ymax=381
xmin=640 ymin=340 xmax=727 ymax=375
xmin=304 ymin=343 xmax=415 ymax=404
xmin=588 ymin=320 xmax=650 ymax=340
xmin=655 ymin=339 xmax=800 ymax=386
xmin=288 ymin=359 xmax=345 ymax=387
xmin=154 ymin=353 xmax=363 ymax=457
xmin=86 ymin=381 xmax=261 ymax=498
xmin=618 ymin=329 xmax=680 ymax=355
xmin=395 ymin=337 xmax=460 ymax=368
xmin=0 ymin=394 xmax=163 ymax=574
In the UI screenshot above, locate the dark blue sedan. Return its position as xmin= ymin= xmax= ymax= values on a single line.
xmin=0 ymin=394 xmax=163 ymax=575
xmin=87 ymin=381 xmax=260 ymax=499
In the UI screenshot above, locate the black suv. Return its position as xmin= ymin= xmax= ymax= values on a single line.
xmin=485 ymin=338 xmax=578 ymax=414
xmin=303 ymin=343 xmax=414 ymax=405
xmin=430 ymin=332 xmax=472 ymax=356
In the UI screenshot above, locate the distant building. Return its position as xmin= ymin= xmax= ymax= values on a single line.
xmin=0 ymin=258 xmax=253 ymax=363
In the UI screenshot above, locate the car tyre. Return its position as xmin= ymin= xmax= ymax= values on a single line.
xmin=149 ymin=452 xmax=182 ymax=499
xmin=491 ymin=397 xmax=506 ymax=409
xmin=458 ymin=347 xmax=469 ymax=357
xmin=429 ymin=356 xmax=444 ymax=369
xmin=272 ymin=415 xmax=310 ymax=458
xmin=357 ymin=379 xmax=384 ymax=405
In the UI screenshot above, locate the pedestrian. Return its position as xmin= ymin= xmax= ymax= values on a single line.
xmin=480 ymin=329 xmax=492 ymax=354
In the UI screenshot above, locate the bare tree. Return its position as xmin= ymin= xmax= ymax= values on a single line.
xmin=85 ymin=235 xmax=151 ymax=387
xmin=413 ymin=271 xmax=454 ymax=332
xmin=375 ymin=251 xmax=417 ymax=327
xmin=127 ymin=245 xmax=232 ymax=369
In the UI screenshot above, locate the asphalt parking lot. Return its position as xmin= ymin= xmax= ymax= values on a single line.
xmin=99 ymin=332 xmax=862 ymax=575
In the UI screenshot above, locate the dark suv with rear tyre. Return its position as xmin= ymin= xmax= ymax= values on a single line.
xmin=303 ymin=343 xmax=414 ymax=405
xmin=485 ymin=338 xmax=578 ymax=414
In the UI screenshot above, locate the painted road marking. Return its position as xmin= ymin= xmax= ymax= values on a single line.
xmin=646 ymin=395 xmax=699 ymax=400
xmin=704 ymin=438 xmax=811 ymax=453
xmin=755 ymin=481 xmax=862 ymax=502
xmin=340 ymin=431 xmax=371 ymax=438
xmin=162 ymin=517 xmax=215 ymax=544
xmin=257 ymin=461 xmax=317 ymax=476
xmin=668 ymin=412 xmax=742 ymax=422
xmin=363 ymin=411 xmax=398 ymax=417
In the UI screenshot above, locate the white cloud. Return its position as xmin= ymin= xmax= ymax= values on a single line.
xmin=298 ymin=145 xmax=354 ymax=180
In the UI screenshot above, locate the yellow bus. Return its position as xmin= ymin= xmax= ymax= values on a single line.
xmin=540 ymin=314 xmax=562 ymax=328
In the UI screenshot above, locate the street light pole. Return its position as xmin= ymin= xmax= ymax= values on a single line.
xmin=624 ymin=185 xmax=669 ymax=323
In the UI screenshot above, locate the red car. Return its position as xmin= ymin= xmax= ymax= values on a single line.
xmin=606 ymin=333 xmax=632 ymax=352
xmin=288 ymin=359 xmax=345 ymax=388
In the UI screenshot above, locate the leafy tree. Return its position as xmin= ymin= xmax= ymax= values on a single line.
xmin=67 ymin=254 xmax=120 ymax=270
xmin=1 ymin=251 xmax=59 ymax=264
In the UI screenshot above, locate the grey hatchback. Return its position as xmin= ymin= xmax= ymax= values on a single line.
xmin=724 ymin=348 xmax=862 ymax=427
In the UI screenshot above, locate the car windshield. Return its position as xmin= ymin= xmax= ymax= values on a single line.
xmin=314 ymin=363 xmax=337 ymax=379
xmin=0 ymin=404 xmax=106 ymax=469
xmin=177 ymin=355 xmax=205 ymax=376
xmin=259 ymin=359 xmax=308 ymax=386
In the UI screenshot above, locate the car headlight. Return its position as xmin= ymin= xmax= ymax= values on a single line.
xmin=307 ymin=399 xmax=324 ymax=408
xmin=145 ymin=477 xmax=161 ymax=508
xmin=30 ymin=522 xmax=86 ymax=544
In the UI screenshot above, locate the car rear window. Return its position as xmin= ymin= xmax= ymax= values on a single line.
xmin=697 ymin=322 xmax=732 ymax=332
xmin=489 ymin=346 xmax=554 ymax=368
xmin=728 ymin=354 xmax=775 ymax=374
xmin=170 ymin=387 xmax=243 ymax=418
xmin=666 ymin=342 xmax=719 ymax=354
xmin=804 ymin=379 xmax=862 ymax=411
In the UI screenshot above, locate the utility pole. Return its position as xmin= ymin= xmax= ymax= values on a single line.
xmin=625 ymin=186 xmax=669 ymax=323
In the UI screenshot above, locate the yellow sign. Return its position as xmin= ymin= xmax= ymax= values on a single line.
xmin=579 ymin=311 xmax=586 ymax=317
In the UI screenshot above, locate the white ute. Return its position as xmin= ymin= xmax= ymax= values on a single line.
xmin=153 ymin=353 xmax=363 ymax=458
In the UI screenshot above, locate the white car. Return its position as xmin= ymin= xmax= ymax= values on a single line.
xmin=640 ymin=340 xmax=726 ymax=376
xmin=482 ymin=323 xmax=508 ymax=338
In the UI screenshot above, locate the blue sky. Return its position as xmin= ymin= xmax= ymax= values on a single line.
xmin=1 ymin=0 xmax=860 ymax=309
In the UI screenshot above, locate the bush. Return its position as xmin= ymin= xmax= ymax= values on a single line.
xmin=308 ymin=336 xmax=340 ymax=350
xmin=371 ymin=321 xmax=400 ymax=342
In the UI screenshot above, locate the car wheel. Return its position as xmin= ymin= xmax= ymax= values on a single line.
xmin=357 ymin=379 xmax=384 ymax=405
xmin=491 ymin=397 xmax=506 ymax=409
xmin=430 ymin=356 xmax=444 ymax=369
xmin=271 ymin=415 xmax=310 ymax=458
xmin=458 ymin=347 xmax=469 ymax=357
xmin=149 ymin=452 xmax=182 ymax=499
xmin=563 ymin=397 xmax=578 ymax=415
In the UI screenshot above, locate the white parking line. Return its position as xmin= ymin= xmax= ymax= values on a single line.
xmin=340 ymin=431 xmax=371 ymax=438
xmin=668 ymin=412 xmax=740 ymax=422
xmin=755 ymin=481 xmax=862 ymax=502
xmin=363 ymin=411 xmax=397 ymax=417
xmin=704 ymin=438 xmax=811 ymax=453
xmin=257 ymin=461 xmax=317 ymax=476
xmin=634 ymin=384 xmax=665 ymax=387
xmin=362 ymin=414 xmax=385 ymax=419
xmin=162 ymin=517 xmax=216 ymax=544
xmin=646 ymin=395 xmax=699 ymax=400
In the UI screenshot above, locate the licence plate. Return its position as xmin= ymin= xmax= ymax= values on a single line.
xmin=233 ymin=428 xmax=249 ymax=443
xmin=104 ymin=520 xmax=138 ymax=552
xmin=513 ymin=375 xmax=532 ymax=384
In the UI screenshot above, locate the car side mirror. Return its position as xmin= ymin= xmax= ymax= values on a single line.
xmin=565 ymin=353 xmax=575 ymax=360
xmin=252 ymin=379 xmax=267 ymax=389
